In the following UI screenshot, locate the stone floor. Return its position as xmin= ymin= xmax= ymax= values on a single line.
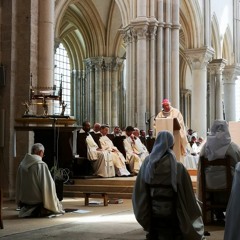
xmin=0 ymin=197 xmax=224 ymax=240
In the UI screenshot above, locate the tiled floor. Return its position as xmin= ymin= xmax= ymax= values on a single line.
xmin=0 ymin=197 xmax=224 ymax=239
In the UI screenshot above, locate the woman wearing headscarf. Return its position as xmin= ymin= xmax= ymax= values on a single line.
xmin=132 ymin=130 xmax=204 ymax=240
xmin=197 ymin=119 xmax=240 ymax=219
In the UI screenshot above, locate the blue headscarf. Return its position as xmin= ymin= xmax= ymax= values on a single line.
xmin=144 ymin=130 xmax=178 ymax=192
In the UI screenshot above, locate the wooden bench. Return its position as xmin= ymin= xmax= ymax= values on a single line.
xmin=83 ymin=192 xmax=108 ymax=206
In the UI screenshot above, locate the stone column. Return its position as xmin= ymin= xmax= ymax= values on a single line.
xmin=208 ymin=59 xmax=226 ymax=121
xmin=121 ymin=28 xmax=134 ymax=126
xmin=94 ymin=58 xmax=103 ymax=123
xmin=131 ymin=19 xmax=149 ymax=130
xmin=164 ymin=0 xmax=171 ymax=97
xmin=85 ymin=58 xmax=95 ymax=123
xmin=156 ymin=0 xmax=164 ymax=113
xmin=103 ymin=58 xmax=112 ymax=124
xmin=185 ymin=47 xmax=214 ymax=137
xmin=137 ymin=0 xmax=147 ymax=17
xmin=171 ymin=0 xmax=180 ymax=108
xmin=148 ymin=20 xmax=158 ymax=128
xmin=111 ymin=58 xmax=124 ymax=127
xmin=208 ymin=67 xmax=216 ymax=125
xmin=111 ymin=62 xmax=118 ymax=127
xmin=38 ymin=0 xmax=54 ymax=87
xmin=223 ymin=65 xmax=240 ymax=121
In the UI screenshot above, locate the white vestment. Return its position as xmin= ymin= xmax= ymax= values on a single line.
xmin=123 ymin=136 xmax=142 ymax=173
xmin=99 ymin=135 xmax=130 ymax=176
xmin=16 ymin=154 xmax=64 ymax=217
xmin=85 ymin=134 xmax=115 ymax=177
xmin=155 ymin=107 xmax=188 ymax=162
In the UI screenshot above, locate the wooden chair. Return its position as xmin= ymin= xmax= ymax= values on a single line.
xmin=89 ymin=132 xmax=101 ymax=148
xmin=112 ymin=136 xmax=126 ymax=158
xmin=74 ymin=132 xmax=93 ymax=176
xmin=200 ymin=156 xmax=233 ymax=224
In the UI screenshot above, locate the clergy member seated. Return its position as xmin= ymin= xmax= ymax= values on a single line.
xmin=80 ymin=121 xmax=115 ymax=178
xmin=111 ymin=125 xmax=122 ymax=136
xmin=133 ymin=127 xmax=149 ymax=161
xmin=99 ymin=124 xmax=130 ymax=176
xmin=123 ymin=126 xmax=143 ymax=175
xmin=16 ymin=143 xmax=65 ymax=218
xmin=90 ymin=122 xmax=101 ymax=134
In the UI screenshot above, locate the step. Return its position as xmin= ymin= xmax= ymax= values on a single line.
xmin=63 ymin=170 xmax=198 ymax=199
xmin=64 ymin=184 xmax=134 ymax=193
xmin=64 ymin=191 xmax=133 ymax=199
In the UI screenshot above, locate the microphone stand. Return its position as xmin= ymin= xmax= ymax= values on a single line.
xmin=145 ymin=115 xmax=156 ymax=132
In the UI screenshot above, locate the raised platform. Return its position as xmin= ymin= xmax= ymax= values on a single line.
xmin=63 ymin=170 xmax=197 ymax=200
xmin=63 ymin=177 xmax=136 ymax=199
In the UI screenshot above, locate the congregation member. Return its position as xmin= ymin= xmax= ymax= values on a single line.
xmin=123 ymin=126 xmax=143 ymax=175
xmin=16 ymin=143 xmax=65 ymax=218
xmin=132 ymin=131 xmax=204 ymax=240
xmin=80 ymin=121 xmax=115 ymax=178
xmin=146 ymin=129 xmax=154 ymax=139
xmin=197 ymin=119 xmax=240 ymax=221
xmin=146 ymin=129 xmax=155 ymax=153
xmin=99 ymin=124 xmax=130 ymax=176
xmin=111 ymin=125 xmax=122 ymax=136
xmin=155 ymin=99 xmax=188 ymax=162
xmin=90 ymin=122 xmax=101 ymax=134
xmin=139 ymin=129 xmax=147 ymax=146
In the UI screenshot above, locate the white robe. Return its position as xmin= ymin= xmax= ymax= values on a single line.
xmin=85 ymin=134 xmax=115 ymax=178
xmin=99 ymin=135 xmax=130 ymax=176
xmin=16 ymin=154 xmax=64 ymax=217
xmin=123 ymin=136 xmax=142 ymax=173
xmin=155 ymin=107 xmax=188 ymax=161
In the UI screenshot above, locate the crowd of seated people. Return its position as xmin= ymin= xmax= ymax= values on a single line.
xmin=73 ymin=122 xmax=154 ymax=177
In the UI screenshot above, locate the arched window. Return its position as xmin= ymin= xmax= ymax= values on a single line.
xmin=54 ymin=43 xmax=71 ymax=116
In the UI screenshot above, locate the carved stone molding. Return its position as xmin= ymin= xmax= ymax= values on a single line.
xmin=223 ymin=64 xmax=240 ymax=83
xmin=208 ymin=59 xmax=227 ymax=75
xmin=185 ymin=47 xmax=215 ymax=70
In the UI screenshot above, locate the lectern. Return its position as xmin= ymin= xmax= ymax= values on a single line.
xmin=155 ymin=117 xmax=182 ymax=161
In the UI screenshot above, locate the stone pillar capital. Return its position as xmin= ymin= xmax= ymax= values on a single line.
xmin=119 ymin=27 xmax=133 ymax=45
xmin=208 ymin=58 xmax=227 ymax=74
xmin=185 ymin=47 xmax=214 ymax=70
xmin=223 ymin=64 xmax=240 ymax=83
xmin=131 ymin=18 xmax=149 ymax=40
xmin=148 ymin=19 xmax=158 ymax=40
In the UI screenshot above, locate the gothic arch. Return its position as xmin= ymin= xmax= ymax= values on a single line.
xmin=223 ymin=26 xmax=234 ymax=65
xmin=180 ymin=0 xmax=203 ymax=49
xmin=211 ymin=13 xmax=222 ymax=59
xmin=114 ymin=0 xmax=131 ymax=27
xmin=54 ymin=0 xmax=107 ymax=70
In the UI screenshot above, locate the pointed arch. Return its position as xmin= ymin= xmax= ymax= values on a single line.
xmin=115 ymin=0 xmax=131 ymax=27
xmin=180 ymin=0 xmax=203 ymax=49
xmin=223 ymin=26 xmax=234 ymax=65
xmin=211 ymin=13 xmax=222 ymax=59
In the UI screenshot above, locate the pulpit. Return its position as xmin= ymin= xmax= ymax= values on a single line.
xmin=155 ymin=117 xmax=182 ymax=161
